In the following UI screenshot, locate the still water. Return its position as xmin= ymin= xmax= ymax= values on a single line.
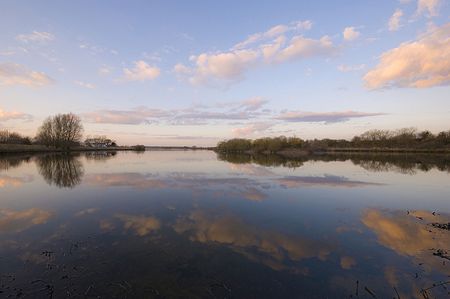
xmin=0 ymin=150 xmax=449 ymax=298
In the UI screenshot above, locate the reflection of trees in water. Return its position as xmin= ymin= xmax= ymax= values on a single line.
xmin=216 ymin=152 xmax=304 ymax=168
xmin=348 ymin=153 xmax=450 ymax=174
xmin=83 ymin=151 xmax=117 ymax=162
xmin=217 ymin=152 xmax=450 ymax=174
xmin=0 ymin=155 xmax=32 ymax=172
xmin=35 ymin=154 xmax=84 ymax=188
xmin=353 ymin=159 xmax=417 ymax=175
xmin=2 ymin=151 xmax=121 ymax=188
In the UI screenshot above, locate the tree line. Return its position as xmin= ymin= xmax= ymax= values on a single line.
xmin=0 ymin=130 xmax=32 ymax=145
xmin=216 ymin=128 xmax=450 ymax=153
xmin=0 ymin=113 xmax=117 ymax=149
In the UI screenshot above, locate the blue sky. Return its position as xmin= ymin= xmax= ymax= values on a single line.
xmin=0 ymin=0 xmax=449 ymax=145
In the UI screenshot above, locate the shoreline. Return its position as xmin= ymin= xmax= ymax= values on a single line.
xmin=1 ymin=144 xmax=449 ymax=155
xmin=0 ymin=144 xmax=212 ymax=154
xmin=217 ymin=147 xmax=450 ymax=158
xmin=315 ymin=147 xmax=450 ymax=154
xmin=0 ymin=144 xmax=141 ymax=154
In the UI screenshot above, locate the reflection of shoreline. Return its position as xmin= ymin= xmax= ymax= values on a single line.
xmin=0 ymin=152 xmax=123 ymax=188
xmin=0 ymin=154 xmax=33 ymax=172
xmin=3 ymin=151 xmax=449 ymax=176
xmin=0 ymin=144 xmax=142 ymax=154
xmin=84 ymin=151 xmax=117 ymax=162
xmin=217 ymin=152 xmax=450 ymax=174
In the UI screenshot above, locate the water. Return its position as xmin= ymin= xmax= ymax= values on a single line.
xmin=0 ymin=150 xmax=449 ymax=298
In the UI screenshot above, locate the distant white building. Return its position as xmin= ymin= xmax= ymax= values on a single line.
xmin=84 ymin=136 xmax=116 ymax=148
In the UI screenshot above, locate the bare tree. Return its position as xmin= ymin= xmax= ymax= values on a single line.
xmin=36 ymin=113 xmax=83 ymax=149
xmin=0 ymin=130 xmax=31 ymax=144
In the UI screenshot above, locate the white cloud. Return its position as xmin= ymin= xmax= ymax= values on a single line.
xmin=343 ymin=27 xmax=360 ymax=41
xmin=78 ymin=41 xmax=116 ymax=56
xmin=364 ymin=22 xmax=450 ymax=89
xmin=261 ymin=36 xmax=286 ymax=61
xmin=83 ymin=107 xmax=169 ymax=124
xmin=232 ymin=20 xmax=313 ymax=50
xmin=0 ymin=108 xmax=32 ymax=122
xmin=142 ymin=51 xmax=161 ymax=62
xmin=389 ymin=9 xmax=403 ymax=31
xmin=175 ymin=20 xmax=334 ymax=86
xmin=265 ymin=24 xmax=289 ymax=38
xmin=173 ymin=63 xmax=192 ymax=75
xmin=75 ymin=81 xmax=95 ymax=89
xmin=231 ymin=122 xmax=274 ymax=137
xmin=123 ymin=60 xmax=160 ymax=81
xmin=0 ymin=49 xmax=16 ymax=56
xmin=239 ymin=97 xmax=268 ymax=111
xmin=15 ymin=31 xmax=55 ymax=43
xmin=232 ymin=33 xmax=262 ymax=51
xmin=98 ymin=66 xmax=112 ymax=75
xmin=83 ymin=97 xmax=270 ymax=125
xmin=416 ymin=0 xmax=441 ymax=17
xmin=276 ymin=35 xmax=335 ymax=62
xmin=188 ymin=49 xmax=259 ymax=84
xmin=294 ymin=20 xmax=313 ymax=30
xmin=337 ymin=64 xmax=366 ymax=72
xmin=276 ymin=110 xmax=385 ymax=123
xmin=0 ymin=63 xmax=52 ymax=87
xmin=178 ymin=37 xmax=334 ymax=85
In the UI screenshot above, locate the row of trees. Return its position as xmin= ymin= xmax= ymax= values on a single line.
xmin=216 ymin=128 xmax=450 ymax=153
xmin=351 ymin=128 xmax=450 ymax=148
xmin=1 ymin=113 xmax=118 ymax=149
xmin=217 ymin=136 xmax=304 ymax=153
xmin=0 ymin=130 xmax=32 ymax=145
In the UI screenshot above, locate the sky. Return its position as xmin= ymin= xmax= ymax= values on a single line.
xmin=0 ymin=0 xmax=449 ymax=146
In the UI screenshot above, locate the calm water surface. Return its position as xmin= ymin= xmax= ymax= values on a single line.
xmin=0 ymin=150 xmax=449 ymax=298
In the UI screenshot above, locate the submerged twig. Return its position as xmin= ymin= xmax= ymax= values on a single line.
xmin=364 ymin=286 xmax=377 ymax=298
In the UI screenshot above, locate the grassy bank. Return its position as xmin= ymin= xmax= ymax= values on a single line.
xmin=320 ymin=147 xmax=450 ymax=154
xmin=276 ymin=148 xmax=450 ymax=158
xmin=0 ymin=144 xmax=143 ymax=154
xmin=217 ymin=147 xmax=450 ymax=159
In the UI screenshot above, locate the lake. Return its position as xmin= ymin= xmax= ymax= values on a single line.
xmin=0 ymin=150 xmax=449 ymax=298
